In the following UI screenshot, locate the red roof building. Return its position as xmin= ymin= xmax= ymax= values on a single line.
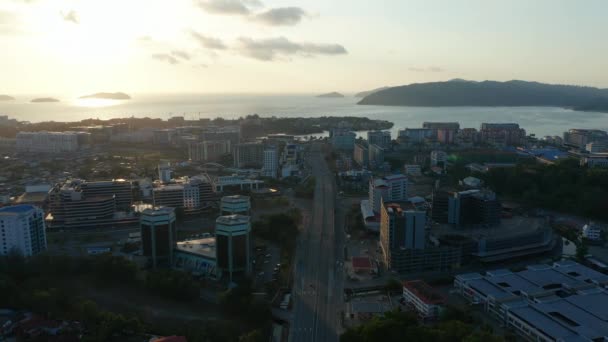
xmin=402 ymin=280 xmax=445 ymax=320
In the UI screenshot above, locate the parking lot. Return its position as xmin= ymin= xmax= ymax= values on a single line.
xmin=253 ymin=243 xmax=282 ymax=288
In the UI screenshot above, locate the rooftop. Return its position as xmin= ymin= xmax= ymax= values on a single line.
xmin=352 ymin=256 xmax=373 ymax=269
xmin=0 ymin=204 xmax=38 ymax=215
xmin=175 ymin=237 xmax=216 ymax=259
xmin=403 ymin=280 xmax=445 ymax=305
xmin=216 ymin=214 xmax=250 ymax=225
xmin=141 ymin=207 xmax=175 ymax=216
xmin=221 ymin=195 xmax=250 ymax=203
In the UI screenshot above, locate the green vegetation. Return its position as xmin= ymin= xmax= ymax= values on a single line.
xmin=219 ymin=279 xmax=272 ymax=329
xmin=0 ymin=253 xmax=267 ymax=341
xmin=481 ymin=159 xmax=608 ymax=220
xmin=341 ymin=309 xmax=505 ymax=342
xmin=295 ymin=176 xmax=316 ymax=198
xmin=253 ymin=211 xmax=301 ymax=253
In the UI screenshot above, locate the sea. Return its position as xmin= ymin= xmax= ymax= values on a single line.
xmin=2 ymin=93 xmax=608 ymax=138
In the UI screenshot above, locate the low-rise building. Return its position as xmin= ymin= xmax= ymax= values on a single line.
xmin=581 ymin=154 xmax=608 ymax=168
xmin=403 ymin=164 xmax=421 ymax=176
xmin=174 ymin=237 xmax=218 ymax=279
xmin=430 ymin=150 xmax=447 ymax=167
xmin=454 ymin=261 xmax=608 ymax=342
xmin=402 ymin=280 xmax=445 ymax=320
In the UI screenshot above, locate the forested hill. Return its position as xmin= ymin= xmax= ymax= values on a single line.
xmin=358 ymin=80 xmax=608 ymax=108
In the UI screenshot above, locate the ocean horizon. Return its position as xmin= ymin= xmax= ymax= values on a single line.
xmin=2 ymin=93 xmax=608 ymax=138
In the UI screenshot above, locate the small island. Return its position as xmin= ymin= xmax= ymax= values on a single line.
xmin=79 ymin=92 xmax=131 ymax=100
xmin=317 ymin=92 xmax=345 ymax=98
xmin=31 ymin=97 xmax=60 ymax=103
xmin=0 ymin=95 xmax=15 ymax=101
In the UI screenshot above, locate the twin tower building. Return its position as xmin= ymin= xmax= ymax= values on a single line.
xmin=140 ymin=195 xmax=252 ymax=281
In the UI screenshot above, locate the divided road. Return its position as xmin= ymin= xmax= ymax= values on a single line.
xmin=290 ymin=144 xmax=344 ymax=342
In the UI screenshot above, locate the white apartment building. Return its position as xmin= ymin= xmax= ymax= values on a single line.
xmin=368 ymin=174 xmax=408 ymax=213
xmin=404 ymin=164 xmax=422 ymax=176
xmin=16 ymin=131 xmax=81 ymax=153
xmin=582 ymin=223 xmax=602 ymax=241
xmin=402 ymin=280 xmax=445 ymax=320
xmin=0 ymin=205 xmax=47 ymax=256
xmin=262 ymin=148 xmax=278 ymax=178
xmin=430 ymin=150 xmax=448 ymax=167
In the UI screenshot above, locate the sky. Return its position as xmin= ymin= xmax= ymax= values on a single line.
xmin=1 ymin=0 xmax=607 ymax=96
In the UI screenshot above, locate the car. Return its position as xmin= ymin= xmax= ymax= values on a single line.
xmin=276 ymin=263 xmax=282 ymax=267
xmin=265 ymin=253 xmax=271 ymax=257
xmin=264 ymin=260 xmax=269 ymax=264
xmin=258 ymin=272 xmax=264 ymax=276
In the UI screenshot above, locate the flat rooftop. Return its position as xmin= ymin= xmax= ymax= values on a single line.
xmin=221 ymin=195 xmax=250 ymax=203
xmin=216 ymin=214 xmax=250 ymax=225
xmin=403 ymin=280 xmax=445 ymax=305
xmin=175 ymin=237 xmax=216 ymax=259
xmin=433 ymin=216 xmax=546 ymax=240
xmin=457 ymin=261 xmax=608 ymax=341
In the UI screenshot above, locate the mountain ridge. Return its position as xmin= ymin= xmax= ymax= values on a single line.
xmin=358 ymin=80 xmax=608 ymax=109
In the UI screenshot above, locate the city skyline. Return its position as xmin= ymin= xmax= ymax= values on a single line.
xmin=1 ymin=0 xmax=608 ymax=95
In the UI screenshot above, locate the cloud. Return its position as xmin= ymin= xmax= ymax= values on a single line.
xmin=190 ymin=31 xmax=227 ymax=50
xmin=252 ymin=7 xmax=307 ymax=26
xmin=171 ymin=50 xmax=191 ymax=60
xmin=61 ymin=10 xmax=79 ymax=24
xmin=409 ymin=66 xmax=444 ymax=72
xmin=195 ymin=0 xmax=261 ymax=15
xmin=152 ymin=53 xmax=180 ymax=65
xmin=237 ymin=36 xmax=347 ymax=61
xmin=0 ymin=11 xmax=22 ymax=35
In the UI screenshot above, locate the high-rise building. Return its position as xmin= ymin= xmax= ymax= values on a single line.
xmin=479 ymin=123 xmax=526 ymax=146
xmin=380 ymin=200 xmax=426 ymax=268
xmin=201 ymin=126 xmax=241 ymax=147
xmin=16 ymin=131 xmax=82 ymax=153
xmin=368 ymin=174 xmax=408 ymax=213
xmin=437 ymin=128 xmax=456 ymax=144
xmin=220 ymin=195 xmax=251 ymax=215
xmin=188 ymin=140 xmax=231 ymax=162
xmin=330 ymin=129 xmax=356 ymax=150
xmin=563 ymin=129 xmax=608 ymax=149
xmin=262 ymin=148 xmax=279 ymax=178
xmin=0 ymin=205 xmax=47 ymax=256
xmin=353 ymin=143 xmax=369 ymax=167
xmin=140 ymin=207 xmax=177 ymax=268
xmin=433 ymin=189 xmax=501 ymax=227
xmin=158 ymin=162 xmax=172 ymax=183
xmin=422 ymin=122 xmax=460 ymax=130
xmin=368 ymin=144 xmax=385 ymax=169
xmin=215 ymin=214 xmax=252 ymax=281
xmin=397 ymin=128 xmax=433 ymax=143
xmin=234 ymin=142 xmax=264 ymax=168
xmin=367 ymin=131 xmax=391 ymax=149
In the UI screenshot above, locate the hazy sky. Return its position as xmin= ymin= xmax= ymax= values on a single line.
xmin=1 ymin=0 xmax=607 ymax=95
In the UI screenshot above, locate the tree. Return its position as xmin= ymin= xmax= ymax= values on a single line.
xmin=576 ymin=241 xmax=589 ymax=261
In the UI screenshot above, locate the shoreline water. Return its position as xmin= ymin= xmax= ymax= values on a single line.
xmin=2 ymin=94 xmax=608 ymax=138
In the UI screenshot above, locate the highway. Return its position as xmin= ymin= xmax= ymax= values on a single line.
xmin=290 ymin=144 xmax=344 ymax=342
